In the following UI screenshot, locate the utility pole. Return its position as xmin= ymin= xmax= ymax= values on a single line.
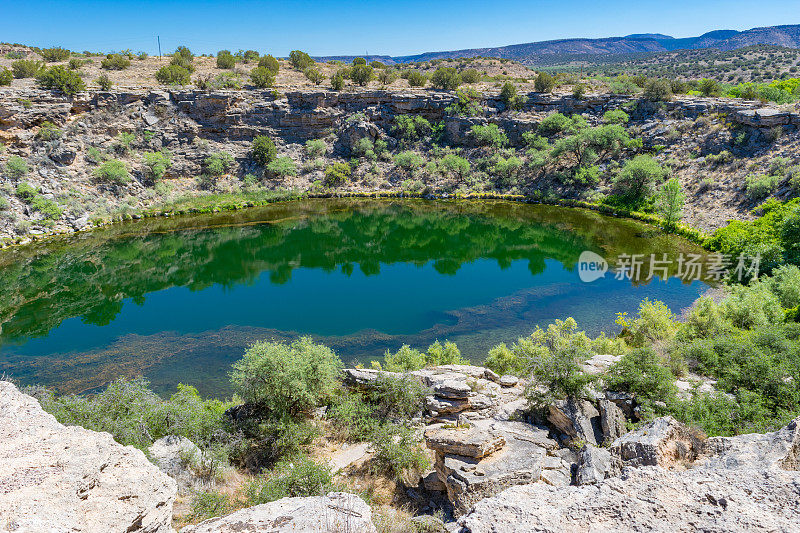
xmin=157 ymin=36 xmax=162 ymax=59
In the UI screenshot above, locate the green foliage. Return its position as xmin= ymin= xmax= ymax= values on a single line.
xmin=11 ymin=59 xmax=44 ymax=78
xmin=266 ymin=156 xmax=297 ymax=177
xmin=155 ymin=64 xmax=191 ymax=85
xmin=142 ymin=150 xmax=171 ymax=182
xmin=612 ymin=155 xmax=667 ymax=206
xmin=40 ymin=47 xmax=70 ymax=62
xmin=245 ymin=455 xmax=336 ymax=505
xmin=350 ymin=64 xmax=374 ymax=86
xmin=446 ymin=87 xmax=482 ymax=117
xmin=698 ymin=78 xmax=722 ymax=96
xmin=304 ymin=139 xmax=326 ymax=157
xmin=500 ymin=82 xmax=525 ymax=110
xmin=602 ymin=109 xmax=629 ymax=124
xmin=471 ymin=123 xmax=508 ymax=148
xmin=382 ymin=340 xmax=467 ymax=372
xmin=15 ymin=181 xmax=38 ymax=202
xmin=208 ymin=72 xmax=244 ymax=89
xmin=405 ymin=69 xmax=427 ymax=87
xmin=393 ymin=114 xmax=433 ymax=144
xmin=534 ymin=71 xmax=555 ymax=93
xmin=258 ymin=55 xmax=280 ymax=74
xmin=216 ymin=50 xmax=236 ymax=69
xmin=36 ymin=66 xmax=85 ymax=94
xmin=538 ymin=112 xmax=571 ymax=135
xmin=95 ymin=74 xmax=113 ymax=90
xmin=352 ymin=57 xmax=367 ymax=66
xmin=460 ymin=68 xmax=481 ymax=83
xmin=170 ymin=46 xmax=195 ymax=73
xmin=288 ymin=50 xmax=314 ymax=70
xmin=35 ymin=121 xmax=62 ymax=141
xmin=430 ymin=67 xmax=461 ymax=90
xmin=377 ymin=69 xmax=399 ymax=85
xmin=745 ymin=173 xmax=779 ymax=201
xmin=616 ymin=298 xmax=677 ymax=347
xmin=204 ymin=152 xmax=235 ymax=177
xmin=0 ymin=68 xmax=12 ymax=86
xmin=394 ymin=150 xmax=425 ymax=170
xmin=330 ymin=70 xmax=345 ymax=91
xmin=249 ymin=67 xmax=275 ymax=88
xmin=605 ymin=347 xmax=677 ymax=407
xmin=656 ymin=177 xmax=685 ymax=228
xmin=352 ymin=138 xmax=375 ymax=159
xmin=643 ymin=79 xmax=672 ymax=101
xmin=303 ymin=67 xmax=325 ymax=85
xmin=251 ymin=135 xmax=277 ymax=166
xmin=112 ymin=131 xmax=135 ymax=154
xmin=231 ymin=337 xmax=343 ymax=417
xmin=371 ymin=426 xmax=430 ymax=481
xmin=94 ymin=159 xmax=129 ymax=184
xmin=492 ymin=155 xmax=523 ymax=186
xmin=101 ymin=54 xmax=130 ymax=70
xmin=323 ymin=162 xmax=352 ymax=185
xmin=189 ymin=489 xmax=233 ymax=521
xmin=439 ymin=153 xmax=470 ymax=180
xmin=722 ymin=282 xmax=783 ymax=329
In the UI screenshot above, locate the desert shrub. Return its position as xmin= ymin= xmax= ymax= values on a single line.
xmin=679 ymin=296 xmax=730 ymax=341
xmin=303 ymin=67 xmax=324 ymax=85
xmin=522 ymin=131 xmax=549 ymax=151
xmin=11 ymin=59 xmax=44 ymax=78
xmin=330 ymin=70 xmax=345 ymax=91
xmin=445 ymin=87 xmax=482 ymax=117
xmin=101 ymin=54 xmax=130 ymax=70
xmin=669 ymin=391 xmax=775 ymax=437
xmin=15 ymin=181 xmax=38 ymax=202
xmin=603 ymin=109 xmax=629 ymax=124
xmin=323 ymin=162 xmax=352 ymax=185
xmin=605 ymin=347 xmax=677 ymax=407
xmin=460 ymin=68 xmax=480 ymax=84
xmin=251 ymin=135 xmax=276 ymax=166
xmin=430 ymin=67 xmax=461 ymax=90
xmin=698 ymin=78 xmax=722 ymax=96
xmin=266 ymin=156 xmax=297 ymax=177
xmin=534 ymin=71 xmax=555 ymax=93
xmin=377 ymin=69 xmax=399 ymax=85
xmin=40 ymin=47 xmax=70 ymax=62
xmin=370 ymin=374 xmax=428 ymax=419
xmin=142 ymin=150 xmax=171 ymax=182
xmin=231 ymin=337 xmax=343 ymax=417
xmin=382 ymin=340 xmax=466 ymax=372
xmin=765 ymin=264 xmax=800 ymax=308
xmin=35 ymin=121 xmax=62 ymax=141
xmin=394 ymin=150 xmax=425 ymax=170
xmin=245 ymin=455 xmax=336 ymax=505
xmin=36 ymin=66 xmax=85 ymax=94
xmin=352 ymin=138 xmax=375 ymax=159
xmin=656 ymin=177 xmax=686 ymax=228
xmin=304 ymin=139 xmax=326 ymax=157
xmin=538 ymin=112 xmax=571 ymax=135
xmin=170 ymin=46 xmax=195 ymax=73
xmin=612 ymin=155 xmax=667 ymax=206
xmin=352 ymin=57 xmax=367 ymax=66
xmin=288 ymin=50 xmax=313 ymax=70
xmin=189 ymin=490 xmax=233 ymax=521
xmin=6 ymin=156 xmax=29 ymax=178
xmin=258 ymin=55 xmax=280 ymax=74
xmin=94 ymin=159 xmax=129 ymax=184
xmin=210 ymin=72 xmax=243 ymax=89
xmin=155 ymin=64 xmax=190 ymax=85
xmin=405 ymin=69 xmax=427 ymax=87
xmin=643 ymin=79 xmax=672 ymax=101
xmin=0 ymin=68 xmax=12 ymax=86
xmin=471 ymin=123 xmax=508 ymax=148
xmin=204 ymin=152 xmax=235 ymax=176
xmin=95 ymin=74 xmax=113 ymax=90
xmin=492 ymin=155 xmax=523 ymax=186
xmin=610 ymin=78 xmax=639 ymax=95
xmin=350 ymin=64 xmax=374 ymax=86
xmin=216 ymin=50 xmax=236 ymax=69
xmin=745 ymin=173 xmax=779 ymax=201
xmin=722 ymin=282 xmax=783 ymax=329
xmin=393 ymin=114 xmax=433 ymax=144
xmin=371 ymin=426 xmax=430 ymax=481
xmin=249 ymin=67 xmax=275 ymax=88
xmin=112 ymin=131 xmax=135 ymax=154
xmin=617 ymin=299 xmax=677 ymax=347
xmin=500 ymin=82 xmax=525 ymax=110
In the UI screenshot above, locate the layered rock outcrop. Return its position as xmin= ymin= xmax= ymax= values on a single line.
xmin=0 ymin=381 xmax=177 ymax=533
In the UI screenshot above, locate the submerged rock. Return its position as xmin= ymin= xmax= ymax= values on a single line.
xmin=0 ymin=381 xmax=177 ymax=533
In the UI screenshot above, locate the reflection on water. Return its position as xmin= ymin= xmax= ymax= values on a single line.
xmin=0 ymin=199 xmax=712 ymax=395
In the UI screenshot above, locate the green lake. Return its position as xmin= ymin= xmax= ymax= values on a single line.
xmin=0 ymin=199 xmax=712 ymax=396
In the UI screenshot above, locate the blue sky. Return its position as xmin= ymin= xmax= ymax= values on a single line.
xmin=4 ymin=0 xmax=798 ymax=57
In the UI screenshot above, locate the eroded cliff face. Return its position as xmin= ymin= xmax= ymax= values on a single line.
xmin=0 ymin=87 xmax=798 ymax=244
xmin=0 ymin=381 xmax=177 ymax=533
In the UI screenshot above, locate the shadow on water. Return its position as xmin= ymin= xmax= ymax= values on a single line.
xmin=0 ymin=199 xmax=712 ymax=395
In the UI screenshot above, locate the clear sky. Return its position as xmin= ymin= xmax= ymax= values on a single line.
xmin=3 ymin=0 xmax=798 ymax=57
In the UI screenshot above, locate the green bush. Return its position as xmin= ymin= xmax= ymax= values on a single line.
xmin=405 ymin=69 xmax=427 ymax=87
xmin=4 ymin=156 xmax=28 ymax=179
xmin=245 ymin=455 xmax=336 ymax=505
xmin=538 ymin=112 xmax=571 ymax=135
xmin=377 ymin=69 xmax=399 ymax=85
xmin=500 ymin=82 xmax=525 ymax=110
xmin=113 ymin=131 xmax=135 ymax=154
xmin=471 ymin=123 xmax=508 ymax=148
xmin=204 ymin=152 xmax=235 ymax=176
xmin=40 ymin=47 xmax=70 ymax=62
xmin=440 ymin=153 xmax=470 ymax=179
xmin=11 ymin=59 xmax=44 ymax=78
xmin=288 ymin=50 xmax=314 ymax=70
xmin=371 ymin=426 xmax=430 ymax=482
xmin=612 ymin=155 xmax=667 ymax=206
xmin=698 ymin=78 xmax=722 ymax=97
xmin=369 ymin=374 xmax=427 ymax=419
xmin=350 ymin=64 xmax=374 ymax=86
xmin=643 ymin=79 xmax=672 ymax=102
xmin=460 ymin=68 xmax=481 ymax=84
xmin=745 ymin=173 xmax=779 ymax=201
xmin=15 ymin=181 xmax=38 ymax=202
xmin=304 ymin=139 xmax=326 ymax=157
xmin=394 ymin=150 xmax=425 ymax=170
xmin=231 ymin=337 xmax=343 ymax=417
xmin=323 ymin=162 xmax=352 ymax=185
xmin=330 ymin=70 xmax=345 ymax=91
xmin=95 ymin=74 xmax=113 ymax=90
xmin=155 ymin=64 xmax=191 ymax=85
xmin=249 ymin=67 xmax=275 ymax=88
xmin=216 ymin=50 xmax=236 ymax=69
xmin=534 ymin=71 xmax=555 ymax=93
xmin=0 ymin=68 xmax=12 ymax=86
xmin=430 ymin=67 xmax=461 ymax=90
xmin=101 ymin=54 xmax=130 ymax=70
xmin=36 ymin=66 xmax=85 ymax=94
xmin=251 ymin=135 xmax=277 ymax=166
xmin=94 ymin=159 xmax=129 ymax=184
xmin=30 ymin=196 xmax=63 ymax=221
xmin=189 ymin=490 xmax=233 ymax=521
xmin=266 ymin=156 xmax=297 ymax=177
xmin=616 ymin=298 xmax=677 ymax=347
xmin=393 ymin=115 xmax=433 ymax=144
xmin=722 ymin=282 xmax=783 ymax=329
xmin=35 ymin=121 xmax=62 ymax=141
xmin=142 ymin=150 xmax=171 ymax=182
xmin=170 ymin=46 xmax=195 ymax=73
xmin=258 ymin=55 xmax=280 ymax=74
xmin=605 ymin=347 xmax=677 ymax=407
xmin=602 ymin=109 xmax=629 ymax=124
xmin=352 ymin=57 xmax=367 ymax=66
xmin=303 ymin=67 xmax=325 ymax=85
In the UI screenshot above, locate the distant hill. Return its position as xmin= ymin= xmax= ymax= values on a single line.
xmin=313 ymin=24 xmax=800 ymax=65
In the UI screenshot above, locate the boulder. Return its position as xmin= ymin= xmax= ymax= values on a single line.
xmin=425 ymin=426 xmax=505 ymax=458
xmin=148 ymin=435 xmax=203 ymax=490
xmin=610 ymin=416 xmax=702 ymax=468
xmin=180 ymin=492 xmax=376 ymax=533
xmin=598 ymin=398 xmax=627 ymax=443
xmin=700 ymin=416 xmax=800 ymax=471
xmin=574 ymin=444 xmax=616 ymax=485
xmin=0 ymin=381 xmax=177 ymax=533
xmin=547 ymin=397 xmax=603 ymax=445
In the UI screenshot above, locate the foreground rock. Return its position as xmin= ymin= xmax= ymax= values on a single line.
xmin=180 ymin=492 xmax=376 ymax=533
xmin=0 ymin=381 xmax=177 ymax=533
xmin=460 ymin=417 xmax=800 ymax=532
